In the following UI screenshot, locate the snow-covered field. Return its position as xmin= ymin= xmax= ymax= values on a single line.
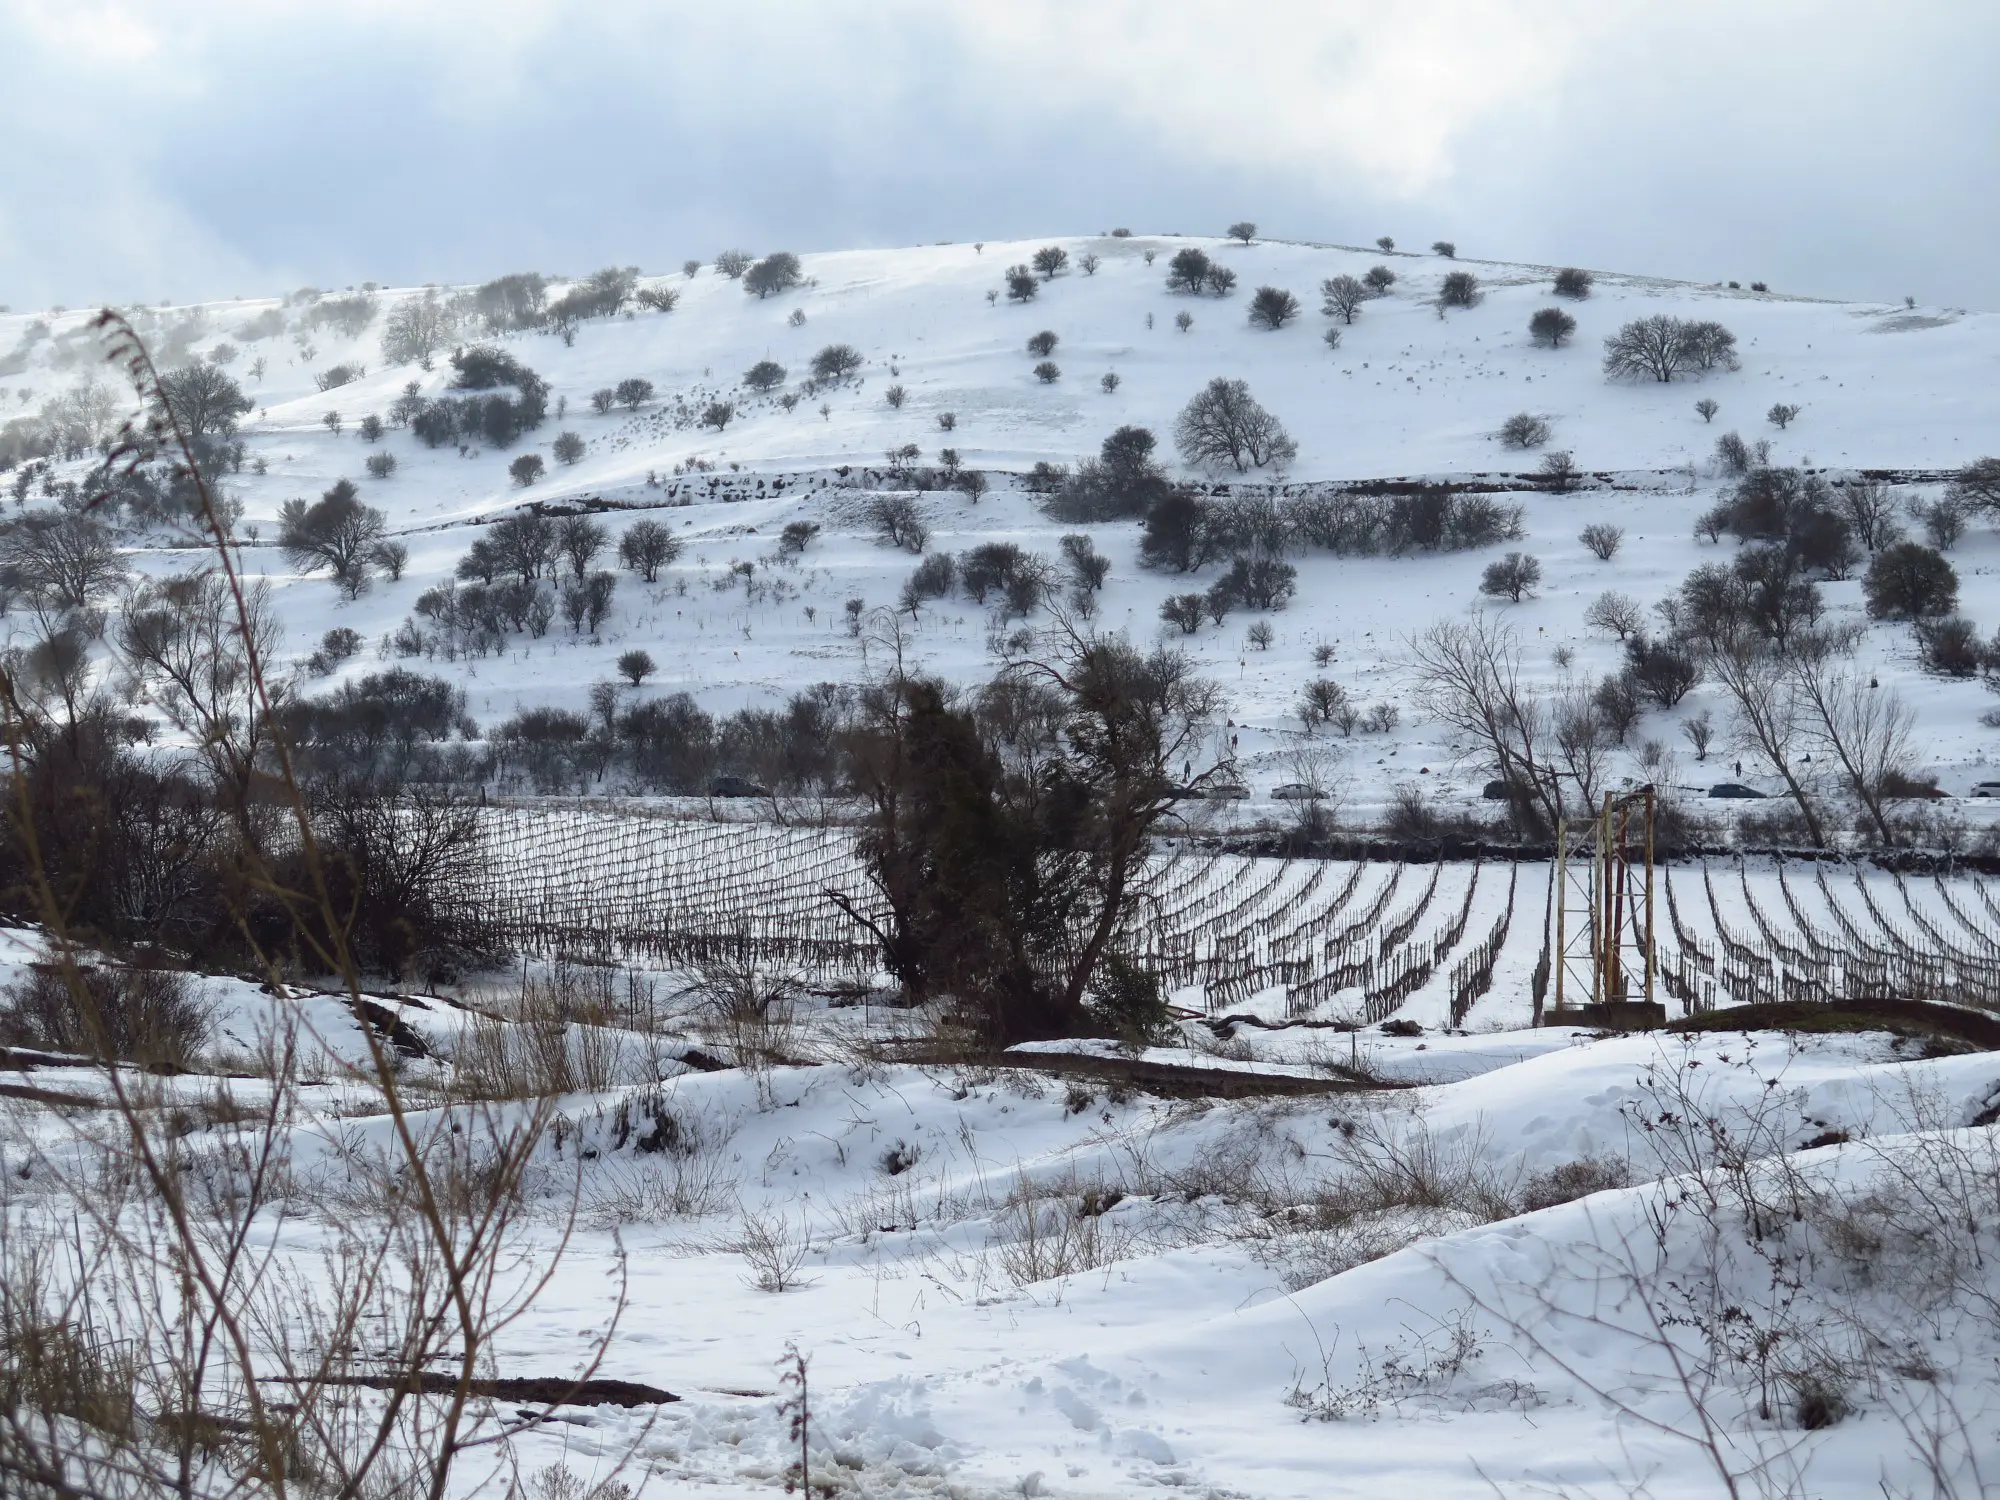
xmin=9 ymin=234 xmax=2000 ymax=1497
xmin=8 ymin=921 xmax=2000 ymax=1498
xmin=7 ymin=233 xmax=2000 ymax=808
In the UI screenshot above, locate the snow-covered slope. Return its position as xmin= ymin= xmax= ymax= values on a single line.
xmin=7 ymin=234 xmax=2000 ymax=809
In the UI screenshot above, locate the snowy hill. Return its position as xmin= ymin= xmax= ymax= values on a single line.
xmin=5 ymin=232 xmax=1999 ymax=818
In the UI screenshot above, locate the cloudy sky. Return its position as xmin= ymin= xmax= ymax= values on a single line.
xmin=1 ymin=0 xmax=1993 ymax=310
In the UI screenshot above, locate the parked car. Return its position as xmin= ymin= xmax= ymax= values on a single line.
xmin=709 ymin=775 xmax=771 ymax=798
xmin=1972 ymin=782 xmax=2000 ymax=799
xmin=1706 ymin=783 xmax=1766 ymax=800
xmin=1205 ymin=783 xmax=1250 ymax=800
xmin=1271 ymin=783 xmax=1319 ymax=801
xmin=1481 ymin=779 xmax=1514 ymax=801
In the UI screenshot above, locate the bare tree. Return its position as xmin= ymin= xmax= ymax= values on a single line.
xmin=1173 ymin=377 xmax=1297 ymax=473
xmin=869 ymin=494 xmax=928 ymax=553
xmin=117 ymin=569 xmax=284 ymax=799
xmin=1911 ymin=492 xmax=1969 ymax=550
xmin=1946 ymin=455 xmax=2000 ymax=513
xmin=1227 ymin=221 xmax=1257 ymax=244
xmin=744 ymin=251 xmax=803 ymax=298
xmin=1438 ymin=270 xmax=1480 ymax=308
xmin=1788 ymin=629 xmax=1914 ymax=845
xmin=277 ymin=479 xmax=385 ymax=597
xmin=379 ymin=290 xmax=460 ymax=369
xmin=1584 ymin=590 xmax=1644 ymax=639
xmin=1406 ymin=614 xmax=1563 ymax=829
xmin=811 ymin=343 xmax=864 ymax=382
xmin=1553 ymin=682 xmax=1610 ymax=808
xmin=0 ymin=512 xmax=128 ymax=613
xmin=1479 ymin=552 xmax=1542 ymax=601
xmin=1603 ymin=315 xmax=1693 ymax=382
xmin=1320 ymin=275 xmax=1366 ymax=325
xmin=1032 ymin=245 xmax=1070 ymax=280
xmin=1838 ymin=480 xmax=1901 ymax=552
xmin=1500 ymin=412 xmax=1552 ymax=449
xmin=1165 ymin=248 xmax=1211 ymax=294
xmin=1699 ymin=634 xmax=1827 ymax=845
xmin=1681 ymin=708 xmax=1714 ymax=760
xmin=158 ymin=363 xmax=253 ymax=436
xmin=557 ymin=514 xmax=609 ymax=579
xmin=1529 ymin=307 xmax=1577 ymax=347
xmin=1247 ymin=286 xmax=1301 ymax=329
xmin=1683 ymin=320 xmax=1740 ymax=372
xmin=1580 ymin=523 xmax=1624 ymax=560
xmin=618 ymin=518 xmax=681 ymax=581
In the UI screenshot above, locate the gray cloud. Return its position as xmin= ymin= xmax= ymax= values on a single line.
xmin=0 ymin=0 xmax=1992 ymax=309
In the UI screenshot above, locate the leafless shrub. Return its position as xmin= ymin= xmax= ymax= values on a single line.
xmin=993 ymin=1172 xmax=1136 ymax=1286
xmin=579 ymin=1150 xmax=734 ymax=1226
xmin=1285 ymin=1308 xmax=1491 ymax=1422
xmin=0 ymin=961 xmax=210 ymax=1068
xmin=1518 ymin=1156 xmax=1630 ymax=1212
xmin=1579 ymin=523 xmax=1624 ymax=560
xmin=682 ymin=949 xmax=804 ymax=1068
xmin=0 ymin=309 xmax=643 ymax=1500
xmin=737 ymin=1207 xmax=815 ymax=1291
xmin=1242 ymin=1110 xmax=1516 ymax=1290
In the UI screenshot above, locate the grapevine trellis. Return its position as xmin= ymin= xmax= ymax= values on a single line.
xmin=455 ymin=808 xmax=2000 ymax=1025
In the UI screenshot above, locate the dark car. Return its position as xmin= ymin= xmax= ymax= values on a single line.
xmin=1706 ymin=783 xmax=1766 ymax=800
xmin=709 ymin=775 xmax=771 ymax=798
xmin=1481 ymin=779 xmax=1514 ymax=801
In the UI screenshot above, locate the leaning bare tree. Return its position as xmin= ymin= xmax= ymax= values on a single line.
xmin=1787 ymin=627 xmax=1915 ymax=846
xmin=1405 ymin=614 xmax=1564 ymax=831
xmin=1698 ymin=632 xmax=1828 ymax=847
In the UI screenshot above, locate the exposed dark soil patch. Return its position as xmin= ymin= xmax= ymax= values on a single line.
xmin=302 ymin=1374 xmax=678 ymax=1408
xmin=349 ymin=999 xmax=433 ymax=1059
xmin=989 ymin=1047 xmax=1385 ymax=1099
xmin=0 ymin=1079 xmax=98 ymax=1107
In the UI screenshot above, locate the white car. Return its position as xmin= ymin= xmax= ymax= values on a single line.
xmin=1973 ymin=782 xmax=2000 ymax=799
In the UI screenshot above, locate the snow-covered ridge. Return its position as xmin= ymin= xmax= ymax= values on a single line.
xmin=5 ymin=233 xmax=2000 ymax=806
